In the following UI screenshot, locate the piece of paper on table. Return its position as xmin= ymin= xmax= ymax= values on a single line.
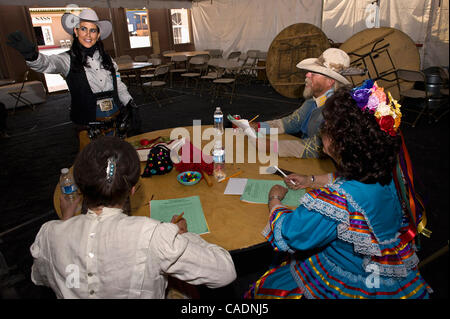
xmin=240 ymin=179 xmax=306 ymax=207
xmin=224 ymin=178 xmax=248 ymax=195
xmin=227 ymin=114 xmax=259 ymax=139
xmin=150 ymin=195 xmax=209 ymax=235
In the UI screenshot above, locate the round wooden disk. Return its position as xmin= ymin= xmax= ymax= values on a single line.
xmin=339 ymin=27 xmax=420 ymax=100
xmin=266 ymin=23 xmax=330 ymax=99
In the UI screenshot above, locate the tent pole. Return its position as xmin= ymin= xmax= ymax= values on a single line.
xmin=107 ymin=0 xmax=119 ymax=58
xmin=320 ymin=0 xmax=324 ymax=30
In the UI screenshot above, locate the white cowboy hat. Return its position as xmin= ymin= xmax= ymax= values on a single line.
xmin=297 ymin=48 xmax=351 ymax=85
xmin=61 ymin=9 xmax=112 ymax=40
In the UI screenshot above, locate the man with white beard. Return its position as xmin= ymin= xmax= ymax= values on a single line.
xmin=251 ymin=48 xmax=351 ymax=158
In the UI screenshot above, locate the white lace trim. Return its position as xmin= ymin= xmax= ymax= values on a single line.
xmin=301 ymin=194 xmax=348 ymax=224
xmin=289 ymin=259 xmax=313 ymax=299
xmin=302 ymin=180 xmax=420 ymax=275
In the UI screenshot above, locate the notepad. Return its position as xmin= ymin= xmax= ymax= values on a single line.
xmin=150 ymin=196 xmax=209 ymax=235
xmin=224 ymin=178 xmax=248 ymax=195
xmin=240 ymin=179 xmax=306 ymax=207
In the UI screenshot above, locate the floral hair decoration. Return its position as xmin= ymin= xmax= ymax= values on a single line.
xmin=351 ymin=79 xmax=402 ymax=136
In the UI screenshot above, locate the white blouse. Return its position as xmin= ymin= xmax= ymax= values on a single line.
xmin=30 ymin=208 xmax=236 ymax=299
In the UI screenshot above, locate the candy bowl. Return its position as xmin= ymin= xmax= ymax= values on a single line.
xmin=177 ymin=171 xmax=202 ymax=186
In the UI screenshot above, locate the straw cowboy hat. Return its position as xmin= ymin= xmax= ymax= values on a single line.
xmin=297 ymin=48 xmax=351 ymax=85
xmin=61 ymin=9 xmax=112 ymax=40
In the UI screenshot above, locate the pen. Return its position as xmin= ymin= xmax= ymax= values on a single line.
xmin=173 ymin=212 xmax=184 ymax=224
xmin=274 ymin=166 xmax=297 ymax=186
xmin=248 ymin=114 xmax=259 ymax=123
xmin=219 ymin=171 xmax=243 ymax=183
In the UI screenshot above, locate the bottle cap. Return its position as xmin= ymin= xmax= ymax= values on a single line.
xmin=61 ymin=168 xmax=69 ymax=174
xmin=215 ymin=107 xmax=221 ymax=111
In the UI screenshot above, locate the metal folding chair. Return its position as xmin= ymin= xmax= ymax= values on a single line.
xmin=8 ymin=70 xmax=35 ymax=114
xmin=142 ymin=65 xmax=172 ymax=107
xmin=169 ymin=55 xmax=187 ymax=88
xmin=396 ymin=69 xmax=431 ymax=127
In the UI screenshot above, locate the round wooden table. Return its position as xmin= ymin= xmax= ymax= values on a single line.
xmin=54 ymin=125 xmax=335 ymax=252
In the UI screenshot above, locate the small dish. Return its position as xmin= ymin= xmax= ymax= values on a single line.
xmin=177 ymin=171 xmax=202 ymax=186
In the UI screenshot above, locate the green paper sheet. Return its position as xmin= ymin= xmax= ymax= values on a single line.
xmin=240 ymin=179 xmax=305 ymax=207
xmin=150 ymin=196 xmax=209 ymax=235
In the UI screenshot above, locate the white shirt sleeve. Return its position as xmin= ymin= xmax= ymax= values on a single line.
xmin=26 ymin=52 xmax=71 ymax=77
xmin=150 ymin=223 xmax=237 ymax=288
xmin=29 ymin=221 xmax=61 ymax=290
xmin=113 ymin=61 xmax=133 ymax=106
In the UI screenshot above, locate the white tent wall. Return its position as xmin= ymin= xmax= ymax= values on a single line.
xmin=323 ymin=0 xmax=432 ymax=44
xmin=192 ymin=0 xmax=448 ymax=69
xmin=0 ymin=0 xmax=192 ymax=9
xmin=323 ymin=0 xmax=449 ymax=69
xmin=423 ymin=0 xmax=449 ymax=68
xmin=191 ymin=0 xmax=322 ymax=57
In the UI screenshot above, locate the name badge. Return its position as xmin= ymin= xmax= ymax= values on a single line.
xmin=97 ymin=98 xmax=114 ymax=112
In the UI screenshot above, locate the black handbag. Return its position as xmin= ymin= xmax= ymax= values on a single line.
xmin=141 ymin=144 xmax=173 ymax=177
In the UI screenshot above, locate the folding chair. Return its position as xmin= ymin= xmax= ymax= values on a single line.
xmin=240 ymin=50 xmax=260 ymax=85
xmin=227 ymin=51 xmax=241 ymax=61
xmin=396 ymin=69 xmax=432 ymax=127
xmin=211 ymin=60 xmax=241 ymax=104
xmin=142 ymin=65 xmax=172 ymax=107
xmin=8 ymin=70 xmax=35 ymax=114
xmin=169 ymin=55 xmax=187 ymax=88
xmin=181 ymin=55 xmax=209 ymax=92
xmin=207 ymin=49 xmax=223 ymax=59
xmin=252 ymin=51 xmax=268 ymax=85
xmin=431 ymin=67 xmax=449 ymax=122
xmin=140 ymin=58 xmax=162 ymax=81
xmin=199 ymin=58 xmax=224 ymax=96
xmin=134 ymin=55 xmax=149 ymax=62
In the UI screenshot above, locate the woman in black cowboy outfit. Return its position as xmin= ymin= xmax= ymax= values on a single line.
xmin=7 ymin=9 xmax=141 ymax=149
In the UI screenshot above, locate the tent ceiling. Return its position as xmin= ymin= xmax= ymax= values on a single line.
xmin=1 ymin=0 xmax=193 ymax=9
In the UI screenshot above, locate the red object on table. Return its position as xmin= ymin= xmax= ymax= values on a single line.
xmin=173 ymin=140 xmax=214 ymax=176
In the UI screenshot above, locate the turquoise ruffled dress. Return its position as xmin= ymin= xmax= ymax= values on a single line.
xmin=245 ymin=178 xmax=432 ymax=299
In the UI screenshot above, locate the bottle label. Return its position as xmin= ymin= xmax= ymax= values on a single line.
xmin=214 ymin=115 xmax=223 ymax=123
xmin=213 ymin=154 xmax=225 ymax=163
xmin=61 ymin=184 xmax=77 ymax=195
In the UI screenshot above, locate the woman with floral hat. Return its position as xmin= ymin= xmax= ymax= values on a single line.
xmin=245 ymin=81 xmax=432 ymax=299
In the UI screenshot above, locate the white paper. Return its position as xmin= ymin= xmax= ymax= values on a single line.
xmin=224 ymin=178 xmax=248 ymax=195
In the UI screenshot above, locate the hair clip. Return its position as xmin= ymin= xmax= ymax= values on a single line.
xmin=106 ymin=156 xmax=117 ymax=183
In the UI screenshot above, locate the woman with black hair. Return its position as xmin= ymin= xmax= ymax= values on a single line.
xmin=6 ymin=9 xmax=140 ymax=149
xmin=29 ymin=136 xmax=236 ymax=298
xmin=245 ymin=81 xmax=432 ymax=299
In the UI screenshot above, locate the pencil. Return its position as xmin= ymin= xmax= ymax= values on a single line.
xmin=248 ymin=114 xmax=259 ymax=123
xmin=219 ymin=171 xmax=243 ymax=183
xmin=173 ymin=212 xmax=184 ymax=223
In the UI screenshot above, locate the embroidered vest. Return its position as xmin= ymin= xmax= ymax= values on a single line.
xmin=65 ymin=52 xmax=121 ymax=125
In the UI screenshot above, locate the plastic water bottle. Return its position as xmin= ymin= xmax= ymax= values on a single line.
xmin=60 ymin=168 xmax=78 ymax=201
xmin=213 ymin=107 xmax=224 ymax=135
xmin=212 ymin=140 xmax=226 ymax=181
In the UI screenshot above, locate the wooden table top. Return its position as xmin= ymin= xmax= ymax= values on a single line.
xmin=117 ymin=62 xmax=153 ymax=72
xmin=163 ymin=51 xmax=210 ymax=58
xmin=53 ymin=125 xmax=335 ymax=252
